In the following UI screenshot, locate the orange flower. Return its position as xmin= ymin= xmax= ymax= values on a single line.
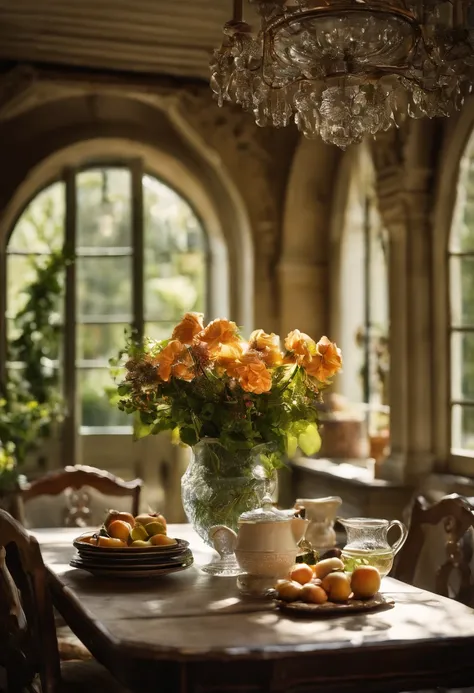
xmin=234 ymin=353 xmax=272 ymax=395
xmin=215 ymin=342 xmax=246 ymax=378
xmin=172 ymin=349 xmax=196 ymax=382
xmin=284 ymin=329 xmax=317 ymax=365
xmin=156 ymin=340 xmax=184 ymax=382
xmin=173 ymin=362 xmax=195 ymax=382
xmin=305 ymin=336 xmax=342 ymax=383
xmin=249 ymin=329 xmax=279 ymax=351
xmin=249 ymin=329 xmax=282 ymax=368
xmin=199 ymin=318 xmax=240 ymax=351
xmin=172 ymin=312 xmax=204 ymax=344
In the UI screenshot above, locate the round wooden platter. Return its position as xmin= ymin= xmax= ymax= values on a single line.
xmin=273 ymin=593 xmax=395 ymax=617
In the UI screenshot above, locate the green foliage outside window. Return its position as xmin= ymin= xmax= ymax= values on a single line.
xmin=0 ymin=251 xmax=66 ymax=491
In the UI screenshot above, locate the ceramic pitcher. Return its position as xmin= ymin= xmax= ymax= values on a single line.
xmin=294 ymin=496 xmax=342 ymax=549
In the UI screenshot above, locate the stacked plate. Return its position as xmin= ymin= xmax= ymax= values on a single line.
xmin=70 ymin=538 xmax=193 ymax=579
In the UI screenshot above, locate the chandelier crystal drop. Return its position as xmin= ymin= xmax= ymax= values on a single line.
xmin=210 ymin=0 xmax=474 ymax=148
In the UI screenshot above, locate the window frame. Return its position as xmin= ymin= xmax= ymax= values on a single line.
xmin=2 ymin=158 xmax=211 ymax=466
xmin=447 ymin=153 xmax=474 ymax=469
xmin=330 ymin=144 xmax=390 ymax=432
xmin=432 ymin=101 xmax=474 ymax=477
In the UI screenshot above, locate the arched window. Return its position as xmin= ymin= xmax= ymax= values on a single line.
xmin=5 ymin=164 xmax=207 ymax=462
xmin=338 ymin=148 xmax=390 ymax=436
xmin=449 ymin=138 xmax=474 ymax=455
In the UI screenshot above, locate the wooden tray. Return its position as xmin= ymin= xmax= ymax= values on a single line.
xmin=273 ymin=593 xmax=395 ymax=617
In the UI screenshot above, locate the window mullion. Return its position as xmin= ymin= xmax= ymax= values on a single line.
xmin=131 ymin=159 xmax=144 ymax=344
xmin=63 ymin=168 xmax=78 ymax=466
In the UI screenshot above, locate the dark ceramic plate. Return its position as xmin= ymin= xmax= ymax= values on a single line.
xmin=70 ymin=548 xmax=194 ymax=570
xmin=69 ymin=558 xmax=194 ymax=579
xmin=73 ymin=537 xmax=189 ymax=555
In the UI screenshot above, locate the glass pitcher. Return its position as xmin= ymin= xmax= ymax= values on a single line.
xmin=338 ymin=517 xmax=408 ymax=577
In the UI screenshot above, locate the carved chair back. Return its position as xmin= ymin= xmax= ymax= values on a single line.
xmin=21 ymin=465 xmax=143 ymax=527
xmin=0 ymin=509 xmax=60 ymax=693
xmin=393 ymin=493 xmax=474 ymax=606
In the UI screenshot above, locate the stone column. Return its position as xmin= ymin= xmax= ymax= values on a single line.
xmin=372 ymin=121 xmax=438 ymax=485
xmin=402 ymin=121 xmax=438 ymax=482
xmin=372 ymin=130 xmax=409 ymax=482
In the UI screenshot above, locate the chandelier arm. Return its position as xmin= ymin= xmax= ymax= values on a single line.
xmin=263 ymin=31 xmax=423 ymax=84
xmin=266 ymin=3 xmax=419 ymax=33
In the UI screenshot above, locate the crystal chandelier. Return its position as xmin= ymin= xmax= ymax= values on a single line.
xmin=210 ymin=0 xmax=474 ymax=148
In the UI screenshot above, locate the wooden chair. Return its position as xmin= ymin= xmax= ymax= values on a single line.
xmin=0 ymin=509 xmax=131 ymax=693
xmin=21 ymin=465 xmax=143 ymax=527
xmin=18 ymin=465 xmax=144 ymax=663
xmin=394 ymin=493 xmax=474 ymax=606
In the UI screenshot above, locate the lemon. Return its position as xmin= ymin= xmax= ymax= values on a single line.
xmin=131 ymin=539 xmax=151 ymax=547
xmin=145 ymin=521 xmax=166 ymax=537
xmin=130 ymin=524 xmax=148 ymax=542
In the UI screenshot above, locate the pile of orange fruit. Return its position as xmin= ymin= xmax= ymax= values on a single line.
xmin=275 ymin=557 xmax=381 ymax=605
xmin=78 ymin=510 xmax=178 ymax=548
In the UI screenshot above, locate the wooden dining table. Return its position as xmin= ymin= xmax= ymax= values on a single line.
xmin=34 ymin=524 xmax=474 ymax=693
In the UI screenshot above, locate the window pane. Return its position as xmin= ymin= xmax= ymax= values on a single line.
xmin=451 ymin=404 xmax=474 ymax=452
xmin=143 ymin=175 xmax=206 ymax=321
xmin=7 ymin=255 xmax=65 ymax=329
xmin=77 ymin=257 xmax=132 ymax=318
xmin=77 ymin=168 xmax=131 ymax=248
xmin=7 ymin=256 xmax=41 ymax=316
xmin=451 ymin=331 xmax=474 ymax=401
xmin=77 ymin=323 xmax=130 ymax=362
xmin=145 ymin=322 xmax=176 ymax=342
xmin=7 ymin=182 xmax=65 ymax=253
xmin=450 ymin=256 xmax=474 ymax=327
xmin=79 ymin=368 xmax=129 ymax=427
xmin=451 ymin=157 xmax=474 ymax=253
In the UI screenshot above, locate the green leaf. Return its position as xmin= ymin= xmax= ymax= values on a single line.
xmin=134 ymin=421 xmax=154 ymax=440
xmin=298 ymin=423 xmax=321 ymax=456
xmin=179 ymin=427 xmax=199 ymax=446
xmin=286 ymin=433 xmax=298 ymax=458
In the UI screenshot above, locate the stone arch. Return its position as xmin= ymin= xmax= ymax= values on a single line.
xmin=0 ymin=92 xmax=254 ymax=330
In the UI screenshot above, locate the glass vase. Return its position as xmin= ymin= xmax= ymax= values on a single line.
xmin=181 ymin=439 xmax=278 ymax=575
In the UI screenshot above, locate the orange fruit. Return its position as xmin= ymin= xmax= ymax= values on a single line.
xmin=289 ymin=563 xmax=314 ymax=585
xmin=78 ymin=533 xmax=98 ymax=545
xmin=97 ymin=536 xmax=127 ymax=548
xmin=350 ymin=566 xmax=381 ymax=599
xmin=313 ymin=557 xmax=345 ymax=579
xmin=149 ymin=534 xmax=177 ymax=546
xmin=275 ymin=580 xmax=303 ymax=602
xmin=104 ymin=510 xmax=135 ymax=530
xmin=108 ymin=520 xmax=132 ymax=542
xmin=135 ymin=513 xmax=167 ymax=529
xmin=321 ymin=572 xmax=352 ymax=602
xmin=300 ymin=583 xmax=328 ymax=604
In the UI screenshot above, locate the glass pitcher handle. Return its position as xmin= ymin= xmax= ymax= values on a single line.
xmin=388 ymin=520 xmax=408 ymax=556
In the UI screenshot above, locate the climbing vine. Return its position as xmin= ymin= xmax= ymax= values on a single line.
xmin=0 ymin=250 xmax=67 ymax=489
